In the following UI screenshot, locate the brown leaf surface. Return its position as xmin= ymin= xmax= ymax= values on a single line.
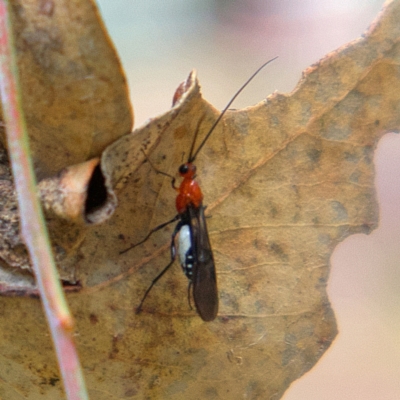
xmin=0 ymin=0 xmax=134 ymax=289
xmin=0 ymin=0 xmax=132 ymax=178
xmin=2 ymin=0 xmax=400 ymax=399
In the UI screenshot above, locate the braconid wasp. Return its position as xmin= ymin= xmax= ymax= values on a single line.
xmin=120 ymin=57 xmax=277 ymax=321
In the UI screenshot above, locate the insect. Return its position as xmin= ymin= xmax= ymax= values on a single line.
xmin=120 ymin=57 xmax=278 ymax=321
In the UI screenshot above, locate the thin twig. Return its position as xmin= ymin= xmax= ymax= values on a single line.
xmin=0 ymin=2 xmax=88 ymax=399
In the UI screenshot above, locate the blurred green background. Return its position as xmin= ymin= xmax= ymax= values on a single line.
xmin=95 ymin=1 xmax=400 ymax=399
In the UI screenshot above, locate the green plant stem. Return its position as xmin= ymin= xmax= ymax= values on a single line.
xmin=0 ymin=2 xmax=88 ymax=399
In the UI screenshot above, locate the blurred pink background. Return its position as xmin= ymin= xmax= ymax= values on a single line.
xmin=96 ymin=1 xmax=400 ymax=398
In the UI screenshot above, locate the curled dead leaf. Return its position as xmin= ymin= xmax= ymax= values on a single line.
xmin=0 ymin=0 xmax=133 ymax=179
xmin=39 ymin=158 xmax=102 ymax=223
xmin=0 ymin=0 xmax=133 ymax=289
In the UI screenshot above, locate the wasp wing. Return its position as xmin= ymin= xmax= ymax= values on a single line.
xmin=188 ymin=205 xmax=218 ymax=321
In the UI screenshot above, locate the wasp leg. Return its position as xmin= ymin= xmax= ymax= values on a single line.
xmin=141 ymin=149 xmax=178 ymax=190
xmin=136 ymin=220 xmax=183 ymax=315
xmin=120 ymin=214 xmax=180 ymax=255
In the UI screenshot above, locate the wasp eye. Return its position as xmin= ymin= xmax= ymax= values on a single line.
xmin=179 ymin=164 xmax=189 ymax=175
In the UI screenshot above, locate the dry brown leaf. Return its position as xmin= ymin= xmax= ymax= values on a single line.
xmin=0 ymin=0 xmax=133 ymax=179
xmin=1 ymin=0 xmax=400 ymax=399
xmin=0 ymin=0 xmax=136 ymax=289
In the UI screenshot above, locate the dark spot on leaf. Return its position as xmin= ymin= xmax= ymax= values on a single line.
xmin=149 ymin=374 xmax=161 ymax=389
xmin=203 ymin=386 xmax=219 ymax=398
xmin=254 ymin=299 xmax=271 ymax=313
xmin=269 ymin=204 xmax=278 ymax=218
xmin=48 ymin=376 xmax=60 ymax=386
xmin=89 ymin=314 xmax=98 ymax=324
xmin=344 ymin=151 xmax=359 ymax=163
xmin=361 ymin=222 xmax=374 ymax=234
xmin=363 ymin=145 xmax=374 ymax=164
xmin=269 ymin=242 xmax=288 ymax=261
xmin=307 ymin=148 xmax=321 ymax=163
xmin=349 ymin=171 xmax=361 ymax=183
xmin=124 ymin=387 xmax=138 ymax=397
xmin=221 ymin=291 xmax=239 ymax=312
xmin=245 ymin=380 xmax=263 ymax=399
xmin=330 ymin=201 xmax=348 ymax=221
xmin=312 ymin=217 xmax=319 ymax=225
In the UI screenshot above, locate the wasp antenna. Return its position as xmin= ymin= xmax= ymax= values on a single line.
xmin=189 ymin=56 xmax=278 ymax=163
xmin=188 ymin=115 xmax=206 ymax=163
